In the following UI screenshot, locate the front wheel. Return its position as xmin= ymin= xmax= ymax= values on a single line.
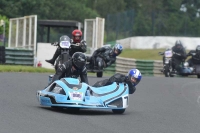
xmin=112 ymin=109 xmax=126 ymax=114
xmin=97 ymin=72 xmax=103 ymax=77
xmin=197 ymin=75 xmax=200 ymax=79
xmin=164 ymin=65 xmax=170 ymax=77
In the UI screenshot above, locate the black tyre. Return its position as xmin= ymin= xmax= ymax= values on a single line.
xmin=51 ymin=106 xmax=63 ymax=110
xmin=169 ymin=73 xmax=174 ymax=77
xmin=197 ymin=75 xmax=200 ymax=79
xmin=112 ymin=109 xmax=126 ymax=114
xmin=164 ymin=65 xmax=170 ymax=77
xmin=164 ymin=70 xmax=169 ymax=77
xmin=67 ymin=107 xmax=80 ymax=113
xmin=97 ymin=72 xmax=103 ymax=77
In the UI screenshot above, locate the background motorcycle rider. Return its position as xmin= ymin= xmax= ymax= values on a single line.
xmin=93 ymin=68 xmax=142 ymax=94
xmin=187 ymin=45 xmax=200 ymax=66
xmin=46 ymin=29 xmax=87 ymax=65
xmin=48 ymin=52 xmax=88 ymax=85
xmin=87 ymin=43 xmax=123 ymax=69
xmin=171 ymin=40 xmax=187 ymax=73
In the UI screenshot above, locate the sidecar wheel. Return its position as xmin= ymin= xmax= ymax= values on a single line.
xmin=67 ymin=107 xmax=80 ymax=113
xmin=51 ymin=106 xmax=63 ymax=110
xmin=112 ymin=109 xmax=125 ymax=114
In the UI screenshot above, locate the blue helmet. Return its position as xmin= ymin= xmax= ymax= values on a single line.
xmin=113 ymin=43 xmax=123 ymax=56
xmin=127 ymin=69 xmax=142 ymax=86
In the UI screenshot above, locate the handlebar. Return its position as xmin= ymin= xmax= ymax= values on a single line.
xmin=158 ymin=52 xmax=164 ymax=55
xmin=71 ymin=43 xmax=81 ymax=46
xmin=50 ymin=42 xmax=82 ymax=47
xmin=51 ymin=42 xmax=59 ymax=46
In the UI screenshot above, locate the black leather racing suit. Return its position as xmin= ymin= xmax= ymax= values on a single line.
xmin=171 ymin=46 xmax=187 ymax=72
xmin=187 ymin=50 xmax=200 ymax=66
xmin=49 ymin=59 xmax=88 ymax=85
xmin=69 ymin=40 xmax=87 ymax=57
xmin=92 ymin=73 xmax=136 ymax=94
xmin=88 ymin=46 xmax=116 ymax=68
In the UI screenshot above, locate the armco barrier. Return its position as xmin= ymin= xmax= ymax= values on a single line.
xmin=115 ymin=57 xmax=163 ymax=76
xmin=5 ymin=48 xmax=34 ymax=66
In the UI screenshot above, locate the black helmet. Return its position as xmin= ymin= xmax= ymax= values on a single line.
xmin=175 ymin=40 xmax=183 ymax=49
xmin=196 ymin=45 xmax=200 ymax=54
xmin=72 ymin=52 xmax=86 ymax=69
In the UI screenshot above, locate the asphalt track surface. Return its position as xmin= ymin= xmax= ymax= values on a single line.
xmin=0 ymin=72 xmax=200 ymax=133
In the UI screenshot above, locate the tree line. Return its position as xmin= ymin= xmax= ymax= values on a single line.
xmin=0 ymin=0 xmax=200 ymax=42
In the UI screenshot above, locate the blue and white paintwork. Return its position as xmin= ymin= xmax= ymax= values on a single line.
xmin=36 ymin=78 xmax=129 ymax=112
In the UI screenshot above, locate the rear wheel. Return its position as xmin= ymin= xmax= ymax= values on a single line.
xmin=97 ymin=72 xmax=103 ymax=77
xmin=112 ymin=109 xmax=125 ymax=114
xmin=197 ymin=75 xmax=200 ymax=78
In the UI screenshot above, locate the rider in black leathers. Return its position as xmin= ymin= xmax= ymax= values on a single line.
xmin=49 ymin=52 xmax=88 ymax=85
xmin=171 ymin=40 xmax=187 ymax=72
xmin=187 ymin=45 xmax=200 ymax=66
xmin=46 ymin=29 xmax=87 ymax=65
xmin=87 ymin=44 xmax=123 ymax=69
xmin=93 ymin=69 xmax=142 ymax=94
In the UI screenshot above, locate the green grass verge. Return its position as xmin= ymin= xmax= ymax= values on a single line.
xmin=119 ymin=48 xmax=190 ymax=60
xmin=0 ymin=64 xmax=113 ymax=76
xmin=0 ymin=65 xmax=55 ymax=73
xmin=119 ymin=48 xmax=165 ymax=60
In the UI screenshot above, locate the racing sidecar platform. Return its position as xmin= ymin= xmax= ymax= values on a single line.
xmin=170 ymin=63 xmax=200 ymax=78
xmin=37 ymin=78 xmax=129 ymax=114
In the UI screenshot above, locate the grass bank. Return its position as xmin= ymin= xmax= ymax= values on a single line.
xmin=119 ymin=48 xmax=165 ymax=60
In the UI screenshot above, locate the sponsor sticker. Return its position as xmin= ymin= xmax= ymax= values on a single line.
xmin=69 ymin=91 xmax=83 ymax=101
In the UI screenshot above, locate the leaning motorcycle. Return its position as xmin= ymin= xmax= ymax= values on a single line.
xmin=158 ymin=49 xmax=173 ymax=77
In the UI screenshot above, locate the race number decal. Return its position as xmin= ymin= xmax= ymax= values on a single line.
xmin=60 ymin=41 xmax=70 ymax=48
xmin=165 ymin=50 xmax=173 ymax=57
xmin=69 ymin=91 xmax=83 ymax=101
xmin=123 ymin=95 xmax=129 ymax=108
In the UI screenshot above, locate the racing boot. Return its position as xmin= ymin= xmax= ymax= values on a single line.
xmin=45 ymin=48 xmax=60 ymax=65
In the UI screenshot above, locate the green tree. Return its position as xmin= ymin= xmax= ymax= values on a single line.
xmin=87 ymin=0 xmax=126 ymax=18
xmin=0 ymin=15 xmax=9 ymax=37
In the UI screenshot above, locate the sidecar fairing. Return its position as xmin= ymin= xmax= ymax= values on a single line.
xmin=37 ymin=78 xmax=129 ymax=114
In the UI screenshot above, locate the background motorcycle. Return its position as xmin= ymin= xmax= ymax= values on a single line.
xmin=50 ymin=35 xmax=80 ymax=70
xmin=158 ymin=49 xmax=173 ymax=77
